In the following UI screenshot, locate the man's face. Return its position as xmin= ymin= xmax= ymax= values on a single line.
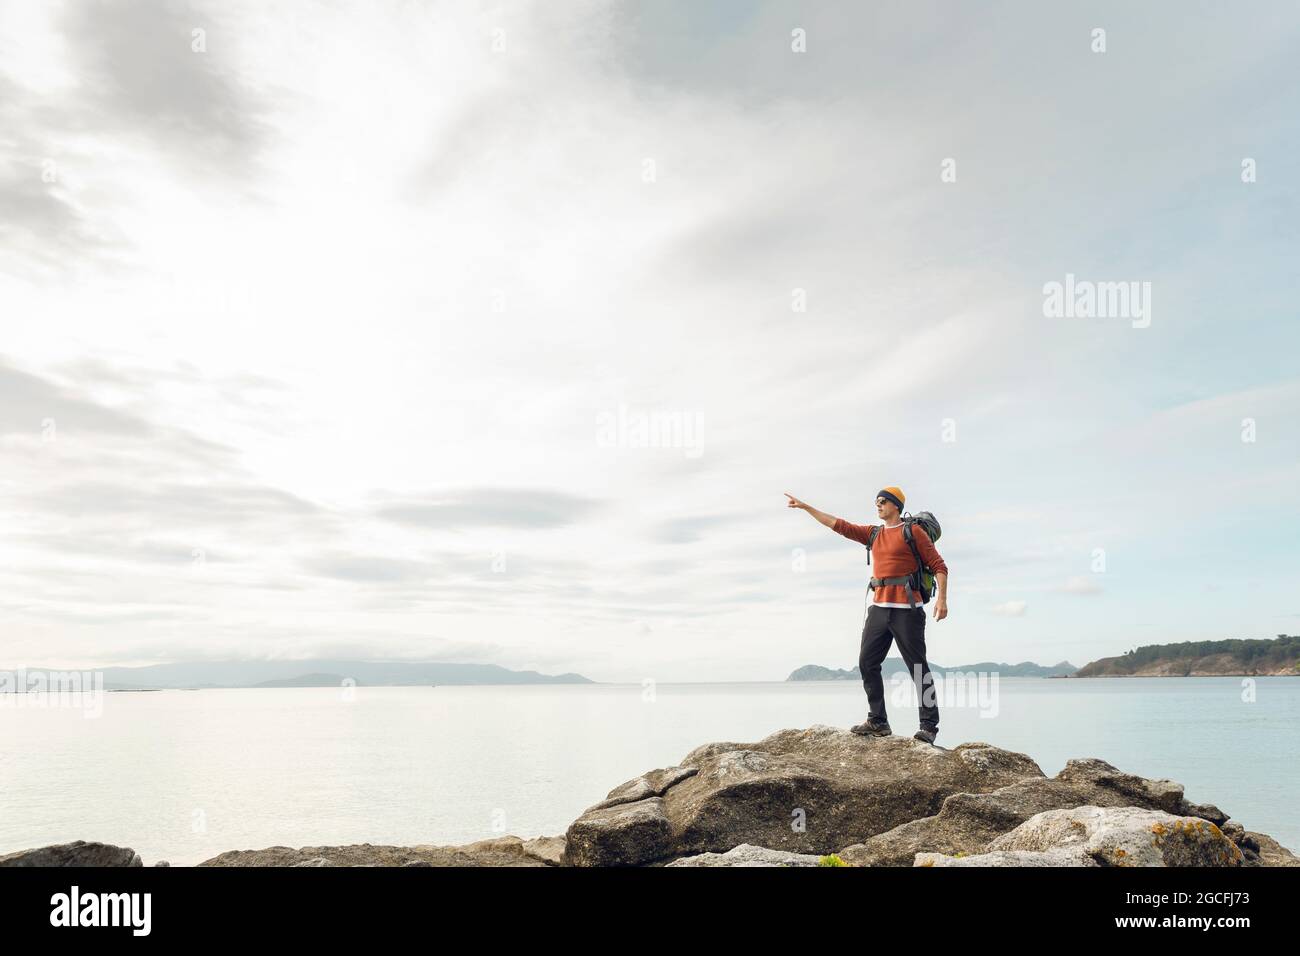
xmin=875 ymin=496 xmax=900 ymax=521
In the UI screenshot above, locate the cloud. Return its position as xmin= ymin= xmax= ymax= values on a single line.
xmin=299 ymin=553 xmax=437 ymax=584
xmin=0 ymin=1 xmax=283 ymax=283
xmin=57 ymin=0 xmax=269 ymax=180
xmin=0 ymin=355 xmax=152 ymax=438
xmin=374 ymin=488 xmax=603 ymax=530
xmin=0 ymin=160 xmax=118 ymax=277
xmin=991 ymin=601 xmax=1028 ymax=617
xmin=652 ymin=511 xmax=751 ymax=544
xmin=1062 ymin=576 xmax=1104 ymax=595
xmin=2 ymin=2 xmax=1298 ymax=679
xmin=27 ymin=480 xmax=320 ymax=524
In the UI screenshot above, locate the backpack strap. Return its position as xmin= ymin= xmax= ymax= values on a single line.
xmin=901 ymin=520 xmax=928 ymax=606
xmin=902 ymin=521 xmax=924 ymax=572
xmin=870 ymin=575 xmax=919 ymax=610
xmin=864 ymin=525 xmax=880 ymax=565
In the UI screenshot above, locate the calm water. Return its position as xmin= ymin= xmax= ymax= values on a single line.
xmin=2 ymin=677 xmax=1297 ymax=865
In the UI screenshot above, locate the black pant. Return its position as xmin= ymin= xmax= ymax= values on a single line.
xmin=859 ymin=604 xmax=938 ymax=731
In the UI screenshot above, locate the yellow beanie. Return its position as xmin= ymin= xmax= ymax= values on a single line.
xmin=877 ymin=486 xmax=906 ymax=510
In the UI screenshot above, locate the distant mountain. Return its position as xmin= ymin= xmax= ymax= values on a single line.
xmin=1074 ymin=636 xmax=1300 ymax=677
xmin=8 ymin=660 xmax=595 ymax=690
xmin=253 ymin=673 xmax=352 ymax=688
xmin=952 ymin=660 xmax=1078 ymax=678
xmin=787 ymin=658 xmax=1078 ymax=681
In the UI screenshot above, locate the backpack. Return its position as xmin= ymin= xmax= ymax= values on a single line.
xmin=865 ymin=511 xmax=942 ymax=605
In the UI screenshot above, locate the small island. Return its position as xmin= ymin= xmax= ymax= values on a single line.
xmin=1073 ymin=636 xmax=1300 ymax=678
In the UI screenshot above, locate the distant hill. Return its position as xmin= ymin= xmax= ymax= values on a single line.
xmin=1074 ymin=636 xmax=1300 ymax=677
xmin=253 ymin=673 xmax=352 ymax=688
xmin=787 ymin=659 xmax=1077 ymax=681
xmin=6 ymin=660 xmax=594 ymax=690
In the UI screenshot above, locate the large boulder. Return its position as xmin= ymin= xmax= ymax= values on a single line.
xmin=0 ymin=841 xmax=143 ymax=867
xmin=917 ymin=805 xmax=1244 ymax=867
xmin=839 ymin=756 xmax=1240 ymax=867
xmin=563 ymin=725 xmax=1044 ymax=866
xmin=563 ymin=798 xmax=675 ymax=867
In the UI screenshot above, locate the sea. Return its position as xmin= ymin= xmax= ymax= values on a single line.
xmin=1 ymin=677 xmax=1296 ymax=866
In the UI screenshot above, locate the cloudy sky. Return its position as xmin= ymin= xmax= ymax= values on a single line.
xmin=1 ymin=0 xmax=1297 ymax=681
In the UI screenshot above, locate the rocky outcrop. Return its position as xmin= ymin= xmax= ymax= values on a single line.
xmin=837 ymin=755 xmax=1237 ymax=866
xmin=917 ymin=806 xmax=1244 ymax=867
xmin=0 ymin=841 xmax=143 ymax=867
xmin=197 ymin=835 xmax=560 ymax=867
xmin=564 ymin=725 xmax=1043 ymax=866
xmin=564 ymin=725 xmax=1296 ymax=868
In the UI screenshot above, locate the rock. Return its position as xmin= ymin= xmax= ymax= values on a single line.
xmin=588 ymin=766 xmax=698 ymax=811
xmin=519 ymin=835 xmax=567 ymax=866
xmin=1183 ymin=801 xmax=1230 ymax=826
xmin=1242 ymin=831 xmax=1300 ymax=867
xmin=0 ymin=841 xmax=143 ymax=867
xmin=839 ymin=756 xmax=1243 ymax=867
xmin=978 ymin=805 xmax=1244 ymax=866
xmin=563 ymin=724 xmax=1044 ymax=866
xmin=563 ymin=797 xmax=673 ymax=867
xmin=666 ymin=844 xmax=828 ymax=867
xmin=198 ymin=837 xmax=551 ymax=867
xmin=917 ymin=848 xmax=1099 ymax=867
xmin=455 ymin=834 xmax=567 ymax=867
xmin=153 ymin=860 xmax=170 ymax=867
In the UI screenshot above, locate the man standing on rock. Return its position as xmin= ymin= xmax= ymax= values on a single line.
xmin=785 ymin=487 xmax=948 ymax=744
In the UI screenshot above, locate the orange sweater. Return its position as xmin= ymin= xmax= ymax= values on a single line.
xmin=832 ymin=518 xmax=948 ymax=608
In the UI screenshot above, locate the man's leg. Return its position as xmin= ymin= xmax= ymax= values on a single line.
xmin=893 ymin=607 xmax=939 ymax=731
xmin=858 ymin=604 xmax=894 ymax=724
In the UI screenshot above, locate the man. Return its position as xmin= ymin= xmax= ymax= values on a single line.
xmin=785 ymin=487 xmax=949 ymax=744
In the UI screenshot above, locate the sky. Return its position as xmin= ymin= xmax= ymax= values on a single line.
xmin=1 ymin=0 xmax=1297 ymax=682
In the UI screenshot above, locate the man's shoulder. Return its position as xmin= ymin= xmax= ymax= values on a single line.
xmin=845 ymin=520 xmax=881 ymax=545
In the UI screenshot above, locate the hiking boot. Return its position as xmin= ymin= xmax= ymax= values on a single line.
xmin=850 ymin=718 xmax=892 ymax=737
xmin=913 ymin=727 xmax=938 ymax=744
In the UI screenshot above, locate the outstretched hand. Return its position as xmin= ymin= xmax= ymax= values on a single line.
xmin=785 ymin=492 xmax=808 ymax=510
